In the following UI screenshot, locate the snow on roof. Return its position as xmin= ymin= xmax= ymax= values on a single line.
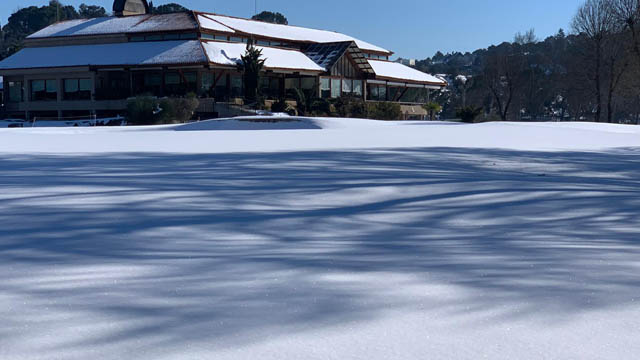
xmin=27 ymin=13 xmax=197 ymax=39
xmin=200 ymin=13 xmax=391 ymax=54
xmin=128 ymin=12 xmax=197 ymax=33
xmin=0 ymin=41 xmax=206 ymax=69
xmin=368 ymin=60 xmax=446 ymax=85
xmin=197 ymin=14 xmax=235 ymax=33
xmin=202 ymin=41 xmax=325 ymax=72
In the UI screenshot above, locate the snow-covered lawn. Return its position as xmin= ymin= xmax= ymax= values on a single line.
xmin=1 ymin=118 xmax=640 ymax=359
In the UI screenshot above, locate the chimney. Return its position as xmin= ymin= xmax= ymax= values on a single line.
xmin=113 ymin=0 xmax=150 ymax=17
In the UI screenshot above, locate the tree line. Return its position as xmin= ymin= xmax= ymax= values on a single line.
xmin=415 ymin=0 xmax=640 ymax=123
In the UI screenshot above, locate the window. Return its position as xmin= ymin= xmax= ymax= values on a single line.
xmin=387 ymin=86 xmax=401 ymax=102
xmin=259 ymin=77 xmax=280 ymax=99
xmin=320 ymin=78 xmax=330 ymax=98
xmin=31 ymin=79 xmax=57 ymax=101
xmin=331 ymin=78 xmax=341 ymax=98
xmin=145 ymin=35 xmax=163 ymax=41
xmin=353 ymin=80 xmax=363 ymax=96
xmin=256 ymin=40 xmax=270 ymax=46
xmin=202 ymin=33 xmax=215 ymax=40
xmin=201 ymin=72 xmax=214 ymax=95
xmin=165 ymin=73 xmax=181 ymax=85
xmin=164 ymin=71 xmax=197 ymax=96
xmin=342 ymin=79 xmax=352 ymax=95
xmin=230 ymin=37 xmax=244 ymax=43
xmin=8 ymin=81 xmax=23 ymax=102
xmin=367 ymin=84 xmax=387 ymax=101
xmin=133 ymin=72 xmax=162 ymax=96
xmin=215 ymin=74 xmax=228 ymax=100
xmin=230 ymin=75 xmax=243 ymax=98
xmin=163 ymin=33 xmax=180 ymax=40
xmin=301 ymin=77 xmax=315 ymax=90
xmin=130 ymin=36 xmax=145 ymax=42
xmin=64 ymin=78 xmax=91 ymax=100
xmin=214 ymin=35 xmax=228 ymax=41
xmin=180 ymin=33 xmax=198 ymax=40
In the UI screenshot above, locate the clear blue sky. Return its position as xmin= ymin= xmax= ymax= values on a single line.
xmin=1 ymin=0 xmax=584 ymax=59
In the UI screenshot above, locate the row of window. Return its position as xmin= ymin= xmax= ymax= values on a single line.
xmin=201 ymin=33 xmax=294 ymax=48
xmin=320 ymin=78 xmax=363 ymax=99
xmin=364 ymin=53 xmax=389 ymax=61
xmin=367 ymin=84 xmax=431 ymax=103
xmin=7 ymin=79 xmax=92 ymax=102
xmin=201 ymin=33 xmax=248 ymax=43
xmin=130 ymin=33 xmax=198 ymax=42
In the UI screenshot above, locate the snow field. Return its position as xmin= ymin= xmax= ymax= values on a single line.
xmin=1 ymin=118 xmax=640 ymax=359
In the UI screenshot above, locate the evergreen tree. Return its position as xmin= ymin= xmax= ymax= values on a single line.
xmin=238 ymin=42 xmax=266 ymax=104
xmin=79 ymin=4 xmax=107 ymax=18
xmin=152 ymin=3 xmax=189 ymax=14
xmin=251 ymin=11 xmax=288 ymax=25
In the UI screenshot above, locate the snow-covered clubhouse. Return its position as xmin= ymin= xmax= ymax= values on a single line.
xmin=0 ymin=0 xmax=446 ymax=120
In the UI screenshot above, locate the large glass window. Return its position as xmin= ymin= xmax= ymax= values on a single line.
xmin=201 ymin=72 xmax=215 ymax=96
xmin=285 ymin=78 xmax=299 ymax=99
xmin=367 ymin=84 xmax=387 ymax=101
xmin=320 ymin=78 xmax=330 ymax=99
xmin=164 ymin=71 xmax=197 ymax=96
xmin=214 ymin=74 xmax=228 ymax=101
xmin=202 ymin=33 xmax=215 ymax=40
xmin=342 ymin=79 xmax=352 ymax=96
xmin=259 ymin=76 xmax=281 ymax=99
xmin=301 ymin=77 xmax=315 ymax=90
xmin=31 ymin=79 xmax=57 ymax=101
xmin=133 ymin=72 xmax=162 ymax=96
xmin=331 ymin=78 xmax=341 ymax=98
xmin=8 ymin=81 xmax=23 ymax=102
xmin=63 ymin=78 xmax=91 ymax=100
xmin=353 ymin=80 xmax=363 ymax=96
xmin=387 ymin=86 xmax=401 ymax=102
xmin=230 ymin=75 xmax=243 ymax=98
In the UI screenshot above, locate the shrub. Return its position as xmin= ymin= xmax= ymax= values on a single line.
xmin=456 ymin=106 xmax=483 ymax=123
xmin=367 ymin=101 xmax=402 ymax=120
xmin=270 ymin=98 xmax=288 ymax=113
xmin=157 ymin=93 xmax=199 ymax=124
xmin=422 ymin=102 xmax=442 ymax=120
xmin=308 ymin=98 xmax=331 ymax=117
xmin=126 ymin=95 xmax=157 ymax=125
xmin=126 ymin=94 xmax=199 ymax=125
xmin=334 ymin=96 xmax=367 ymax=118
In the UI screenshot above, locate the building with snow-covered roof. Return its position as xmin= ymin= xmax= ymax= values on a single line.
xmin=0 ymin=0 xmax=446 ymax=120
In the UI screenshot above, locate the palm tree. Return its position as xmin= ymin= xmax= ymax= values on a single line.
xmin=423 ymin=102 xmax=442 ymax=120
xmin=237 ymin=41 xmax=266 ymax=105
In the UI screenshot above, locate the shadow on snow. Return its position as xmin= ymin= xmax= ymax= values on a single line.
xmin=1 ymin=147 xmax=640 ymax=351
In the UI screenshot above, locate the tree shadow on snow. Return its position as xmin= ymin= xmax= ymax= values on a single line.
xmin=1 ymin=147 xmax=640 ymax=353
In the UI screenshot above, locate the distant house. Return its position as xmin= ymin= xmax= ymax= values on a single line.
xmin=0 ymin=0 xmax=446 ymax=120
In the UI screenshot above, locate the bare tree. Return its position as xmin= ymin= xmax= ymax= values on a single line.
xmin=514 ymin=28 xmax=538 ymax=45
xmin=484 ymin=50 xmax=525 ymax=121
xmin=612 ymin=0 xmax=640 ymax=62
xmin=572 ymin=0 xmax=620 ymax=122
xmin=603 ymin=32 xmax=631 ymax=122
